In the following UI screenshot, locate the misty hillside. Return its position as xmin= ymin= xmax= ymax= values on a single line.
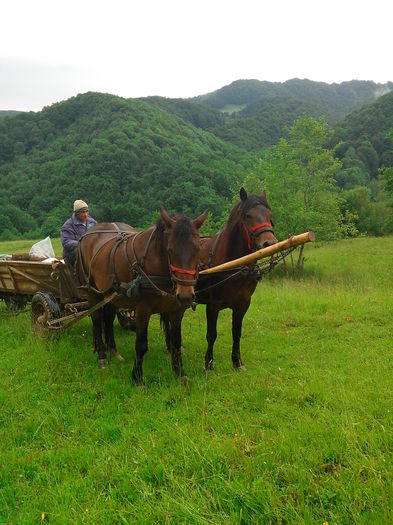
xmin=0 ymin=110 xmax=21 ymax=119
xmin=193 ymin=78 xmax=393 ymax=120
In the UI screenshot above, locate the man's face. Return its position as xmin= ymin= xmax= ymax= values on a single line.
xmin=77 ymin=210 xmax=89 ymax=223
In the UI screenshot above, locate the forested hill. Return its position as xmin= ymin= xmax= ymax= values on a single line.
xmin=206 ymin=97 xmax=330 ymax=152
xmin=0 ymin=110 xmax=21 ymax=118
xmin=332 ymin=90 xmax=393 ymax=181
xmin=148 ymin=78 xmax=393 ymax=153
xmin=138 ymin=96 xmax=225 ymax=130
xmin=0 ymin=92 xmax=254 ymax=240
xmin=193 ymin=79 xmax=393 ymax=120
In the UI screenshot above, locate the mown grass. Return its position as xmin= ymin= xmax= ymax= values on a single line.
xmin=0 ymin=237 xmax=392 ymax=524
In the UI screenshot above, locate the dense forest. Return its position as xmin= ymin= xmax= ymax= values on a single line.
xmin=0 ymin=78 xmax=392 ymax=241
xmin=0 ymin=93 xmax=254 ymax=240
xmin=194 ymin=79 xmax=393 ymax=120
xmin=0 ymin=111 xmax=21 ymax=119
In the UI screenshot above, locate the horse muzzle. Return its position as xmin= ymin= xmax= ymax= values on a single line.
xmin=176 ymin=290 xmax=196 ymax=308
xmin=257 ymin=238 xmax=278 ymax=249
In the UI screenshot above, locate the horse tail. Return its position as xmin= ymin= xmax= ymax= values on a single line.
xmin=160 ymin=313 xmax=171 ymax=353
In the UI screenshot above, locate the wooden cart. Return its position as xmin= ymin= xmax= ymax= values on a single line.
xmin=0 ymin=256 xmax=134 ymax=332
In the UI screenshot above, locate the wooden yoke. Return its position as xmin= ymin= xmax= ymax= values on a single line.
xmin=199 ymin=231 xmax=315 ymax=276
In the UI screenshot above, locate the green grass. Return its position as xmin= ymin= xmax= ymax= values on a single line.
xmin=0 ymin=237 xmax=62 ymax=258
xmin=1 ymin=237 xmax=393 ymax=524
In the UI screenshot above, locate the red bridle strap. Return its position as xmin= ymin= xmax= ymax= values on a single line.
xmin=251 ymin=222 xmax=272 ymax=232
xmin=169 ymin=264 xmax=197 ymax=276
xmin=242 ymin=221 xmax=274 ymax=250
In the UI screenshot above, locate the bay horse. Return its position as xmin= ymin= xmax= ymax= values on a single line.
xmin=77 ymin=208 xmax=208 ymax=384
xmin=162 ymin=188 xmax=277 ymax=371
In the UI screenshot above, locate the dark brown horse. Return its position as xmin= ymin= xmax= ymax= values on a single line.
xmin=163 ymin=188 xmax=277 ymax=370
xmin=77 ymin=208 xmax=208 ymax=384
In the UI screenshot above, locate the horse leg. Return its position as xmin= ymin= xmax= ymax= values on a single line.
xmin=160 ymin=313 xmax=172 ymax=353
xmin=205 ymin=304 xmax=219 ymax=370
xmin=167 ymin=313 xmax=187 ymax=381
xmin=231 ymin=301 xmax=250 ymax=371
xmin=91 ymin=308 xmax=108 ymax=369
xmin=131 ymin=311 xmax=149 ymax=386
xmin=103 ymin=304 xmax=125 ymax=362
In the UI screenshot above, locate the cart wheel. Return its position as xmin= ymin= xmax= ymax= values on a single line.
xmin=5 ymin=297 xmax=28 ymax=311
xmin=117 ymin=310 xmax=136 ymax=331
xmin=31 ymin=292 xmax=61 ymax=333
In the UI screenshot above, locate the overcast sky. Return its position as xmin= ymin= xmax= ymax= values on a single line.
xmin=1 ymin=0 xmax=392 ymax=111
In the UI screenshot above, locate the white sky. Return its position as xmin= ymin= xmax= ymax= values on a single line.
xmin=1 ymin=0 xmax=392 ymax=111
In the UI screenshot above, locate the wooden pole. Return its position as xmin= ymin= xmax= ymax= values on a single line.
xmin=199 ymin=231 xmax=315 ymax=276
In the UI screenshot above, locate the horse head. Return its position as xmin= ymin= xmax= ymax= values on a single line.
xmin=239 ymin=187 xmax=278 ymax=250
xmin=160 ymin=208 xmax=209 ymax=307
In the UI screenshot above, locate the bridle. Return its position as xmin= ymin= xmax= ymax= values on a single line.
xmin=241 ymin=220 xmax=275 ymax=250
xmin=168 ymin=258 xmax=198 ymax=287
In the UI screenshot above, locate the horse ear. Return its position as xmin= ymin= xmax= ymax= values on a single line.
xmin=160 ymin=207 xmax=175 ymax=229
xmin=240 ymin=187 xmax=248 ymax=202
xmin=193 ymin=209 xmax=209 ymax=230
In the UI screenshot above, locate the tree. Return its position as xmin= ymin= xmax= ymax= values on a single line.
xmin=242 ymin=116 xmax=343 ymax=241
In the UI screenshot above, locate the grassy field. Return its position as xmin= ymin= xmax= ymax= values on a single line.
xmin=0 ymin=237 xmax=392 ymax=524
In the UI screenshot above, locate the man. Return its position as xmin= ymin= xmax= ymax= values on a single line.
xmin=61 ymin=199 xmax=97 ymax=266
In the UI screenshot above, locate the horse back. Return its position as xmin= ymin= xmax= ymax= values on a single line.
xmin=77 ymin=222 xmax=137 ymax=290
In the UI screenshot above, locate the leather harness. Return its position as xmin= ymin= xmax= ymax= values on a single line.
xmin=77 ymin=223 xmax=198 ymax=297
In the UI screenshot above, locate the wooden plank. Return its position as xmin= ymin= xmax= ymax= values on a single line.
xmin=7 ymin=266 xmax=18 ymax=291
xmin=8 ymin=265 xmax=59 ymax=294
xmin=0 ymin=271 xmax=7 ymax=290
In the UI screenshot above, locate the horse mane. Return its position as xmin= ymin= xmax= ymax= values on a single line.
xmin=155 ymin=215 xmax=193 ymax=253
xmin=226 ymin=193 xmax=270 ymax=231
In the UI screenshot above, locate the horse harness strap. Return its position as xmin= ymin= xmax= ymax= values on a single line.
xmin=79 ymin=224 xmax=198 ymax=298
xmin=128 ymin=229 xmax=172 ymax=297
xmin=78 ymin=227 xmax=137 ymax=292
xmin=207 ymin=229 xmax=224 ymax=268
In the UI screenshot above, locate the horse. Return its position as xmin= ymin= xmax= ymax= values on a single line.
xmin=77 ymin=208 xmax=208 ymax=384
xmin=162 ymin=188 xmax=277 ymax=371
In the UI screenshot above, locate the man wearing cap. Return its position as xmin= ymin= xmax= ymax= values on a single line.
xmin=60 ymin=200 xmax=97 ymax=266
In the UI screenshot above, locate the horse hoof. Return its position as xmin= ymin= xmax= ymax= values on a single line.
xmin=180 ymin=346 xmax=186 ymax=355
xmin=179 ymin=375 xmax=189 ymax=386
xmin=205 ymin=360 xmax=214 ymax=371
xmin=132 ymin=373 xmax=144 ymax=386
xmin=98 ymin=358 xmax=109 ymax=369
xmin=234 ymin=364 xmax=247 ymax=372
xmin=111 ymin=351 xmax=125 ymax=362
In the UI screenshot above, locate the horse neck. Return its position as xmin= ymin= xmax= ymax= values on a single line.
xmin=202 ymin=221 xmax=249 ymax=265
xmin=130 ymin=226 xmax=169 ymax=276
